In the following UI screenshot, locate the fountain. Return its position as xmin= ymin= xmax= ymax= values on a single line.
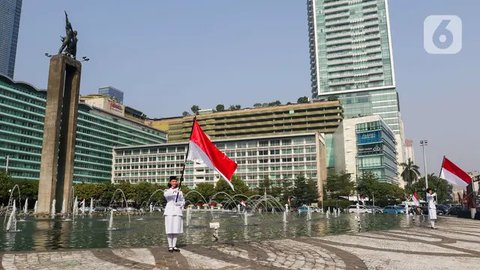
xmin=184 ymin=190 xmax=209 ymax=206
xmin=243 ymin=210 xmax=248 ymax=226
xmin=307 ymin=206 xmax=312 ymax=221
xmin=81 ymin=199 xmax=86 ymax=215
xmin=3 ymin=184 xmax=22 ymax=226
xmin=145 ymin=188 xmax=165 ymax=210
xmin=23 ymin=198 xmax=28 ymax=215
xmin=108 ymin=188 xmax=131 ymax=224
xmin=72 ymin=197 xmax=79 ymax=217
xmin=186 ymin=206 xmax=191 ymax=226
xmin=107 ymin=209 xmax=115 ymax=230
xmin=33 ymin=200 xmax=38 ymax=214
xmin=5 ymin=200 xmax=19 ymax=232
xmin=89 ymin=198 xmax=94 ymax=216
xmin=50 ymin=199 xmax=56 ymax=219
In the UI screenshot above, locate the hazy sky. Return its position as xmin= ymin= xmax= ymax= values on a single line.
xmin=14 ymin=0 xmax=479 ymax=174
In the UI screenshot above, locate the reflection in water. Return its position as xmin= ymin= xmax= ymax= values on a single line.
xmin=0 ymin=212 xmax=412 ymax=252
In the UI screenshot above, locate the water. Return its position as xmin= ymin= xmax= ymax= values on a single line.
xmin=0 ymin=212 xmax=412 ymax=252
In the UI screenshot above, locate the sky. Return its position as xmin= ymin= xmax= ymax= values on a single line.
xmin=13 ymin=0 xmax=480 ymax=175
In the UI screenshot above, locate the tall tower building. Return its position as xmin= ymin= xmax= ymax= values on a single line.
xmin=307 ymin=0 xmax=401 ymax=133
xmin=307 ymin=0 xmax=406 ymax=182
xmin=0 ymin=0 xmax=22 ymax=79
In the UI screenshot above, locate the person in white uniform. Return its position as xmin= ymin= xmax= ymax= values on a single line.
xmin=164 ymin=176 xmax=184 ymax=252
xmin=426 ymin=188 xmax=437 ymax=229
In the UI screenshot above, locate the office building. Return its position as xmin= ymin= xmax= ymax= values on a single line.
xmin=0 ymin=0 xmax=22 ymax=78
xmin=307 ymin=0 xmax=402 ymax=130
xmin=0 ymin=74 xmax=166 ymax=182
xmin=112 ymin=133 xmax=327 ymax=197
xmin=307 ymin=0 xmax=406 ymax=176
xmin=157 ymin=101 xmax=343 ymax=142
xmin=98 ymin=86 xmax=124 ymax=104
xmin=333 ymin=115 xmax=398 ymax=183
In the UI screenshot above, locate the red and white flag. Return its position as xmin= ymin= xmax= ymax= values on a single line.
xmin=412 ymin=192 xmax=420 ymax=207
xmin=440 ymin=157 xmax=472 ymax=188
xmin=187 ymin=119 xmax=238 ymax=190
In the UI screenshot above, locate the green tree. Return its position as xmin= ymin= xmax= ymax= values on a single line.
xmin=213 ymin=175 xmax=249 ymax=203
xmin=229 ymin=104 xmax=241 ymax=111
xmin=0 ymin=171 xmax=14 ymax=205
xmin=356 ymin=171 xmax=405 ymax=206
xmin=215 ymin=104 xmax=225 ymax=112
xmin=297 ymin=96 xmax=309 ymax=103
xmin=410 ymin=174 xmax=453 ymax=204
xmin=401 ymin=158 xmax=420 ymax=191
xmin=191 ymin=105 xmax=200 ymax=115
xmin=291 ymin=175 xmax=318 ymax=207
xmin=190 ymin=183 xmax=215 ymax=204
xmin=327 ymin=95 xmax=339 ymax=101
xmin=257 ymin=176 xmax=272 ymax=194
xmin=182 ymin=111 xmax=190 ymax=116
xmin=325 ymin=171 xmax=354 ymax=199
xmin=268 ymin=100 xmax=281 ymax=106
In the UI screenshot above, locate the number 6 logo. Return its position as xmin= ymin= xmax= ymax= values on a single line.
xmin=424 ymin=15 xmax=462 ymax=54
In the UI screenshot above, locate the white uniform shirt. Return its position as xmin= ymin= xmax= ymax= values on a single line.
xmin=427 ymin=193 xmax=437 ymax=210
xmin=164 ymin=188 xmax=184 ymax=216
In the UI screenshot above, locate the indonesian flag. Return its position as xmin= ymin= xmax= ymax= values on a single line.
xmin=440 ymin=157 xmax=472 ymax=188
xmin=412 ymin=192 xmax=420 ymax=207
xmin=187 ymin=118 xmax=238 ymax=190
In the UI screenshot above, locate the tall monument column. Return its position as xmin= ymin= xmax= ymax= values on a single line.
xmin=37 ymin=55 xmax=81 ymax=215
xmin=37 ymin=12 xmax=82 ymax=216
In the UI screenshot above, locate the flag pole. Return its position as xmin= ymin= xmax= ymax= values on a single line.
xmin=176 ymin=116 xmax=197 ymax=202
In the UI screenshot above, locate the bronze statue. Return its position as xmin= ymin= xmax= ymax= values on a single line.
xmin=58 ymin=11 xmax=78 ymax=58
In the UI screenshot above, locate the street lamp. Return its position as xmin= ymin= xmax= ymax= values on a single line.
xmin=420 ymin=140 xmax=428 ymax=189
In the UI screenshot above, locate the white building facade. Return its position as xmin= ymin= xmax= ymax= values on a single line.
xmin=112 ymin=133 xmax=327 ymax=196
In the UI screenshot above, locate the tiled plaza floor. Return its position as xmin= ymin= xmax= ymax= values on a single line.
xmin=1 ymin=217 xmax=480 ymax=269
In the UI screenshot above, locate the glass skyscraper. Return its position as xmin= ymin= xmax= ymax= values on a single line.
xmin=307 ymin=0 xmax=401 ymax=134
xmin=0 ymin=0 xmax=22 ymax=79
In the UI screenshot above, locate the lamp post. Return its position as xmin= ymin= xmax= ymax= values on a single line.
xmin=420 ymin=140 xmax=428 ymax=189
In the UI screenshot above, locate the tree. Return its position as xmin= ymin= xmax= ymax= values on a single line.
xmin=268 ymin=100 xmax=281 ymax=106
xmin=327 ymin=95 xmax=339 ymax=101
xmin=0 ymin=171 xmax=14 ymax=205
xmin=297 ymin=96 xmax=309 ymax=103
xmin=229 ymin=104 xmax=241 ymax=111
xmin=325 ymin=172 xmax=354 ymax=199
xmin=257 ymin=176 xmax=272 ymax=194
xmin=410 ymin=174 xmax=453 ymax=204
xmin=356 ymin=171 xmax=405 ymax=206
xmin=401 ymin=158 xmax=420 ymax=191
xmin=182 ymin=111 xmax=190 ymax=116
xmin=291 ymin=175 xmax=318 ymax=207
xmin=253 ymin=103 xmax=263 ymax=108
xmin=213 ymin=175 xmax=249 ymax=203
xmin=191 ymin=183 xmax=215 ymax=204
xmin=215 ymin=104 xmax=225 ymax=112
xmin=191 ymin=105 xmax=200 ymax=115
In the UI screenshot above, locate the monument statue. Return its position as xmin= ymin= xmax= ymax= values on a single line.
xmin=37 ymin=12 xmax=82 ymax=216
xmin=58 ymin=11 xmax=78 ymax=58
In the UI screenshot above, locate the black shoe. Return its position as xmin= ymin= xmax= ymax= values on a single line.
xmin=173 ymin=247 xmax=180 ymax=252
xmin=168 ymin=248 xmax=174 ymax=253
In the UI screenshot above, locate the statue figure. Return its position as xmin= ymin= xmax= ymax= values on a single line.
xmin=58 ymin=11 xmax=78 ymax=58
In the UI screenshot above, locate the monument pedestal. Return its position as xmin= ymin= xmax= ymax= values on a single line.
xmin=37 ymin=54 xmax=81 ymax=216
